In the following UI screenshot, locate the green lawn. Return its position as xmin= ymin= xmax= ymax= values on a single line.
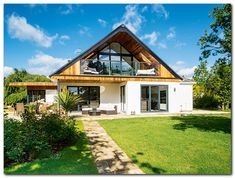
xmin=99 ymin=114 xmax=231 ymax=175
xmin=4 ymin=121 xmax=98 ymax=175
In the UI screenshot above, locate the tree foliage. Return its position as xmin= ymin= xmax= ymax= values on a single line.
xmin=194 ymin=4 xmax=231 ymax=110
xmin=199 ymin=4 xmax=231 ymax=60
xmin=4 ymin=69 xmax=51 ymax=105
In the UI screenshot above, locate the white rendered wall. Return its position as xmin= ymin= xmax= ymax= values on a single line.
xmin=125 ymin=81 xmax=193 ymax=114
xmin=45 ymin=90 xmax=57 ymax=103
xmin=168 ymin=83 xmax=193 ymax=112
xmin=60 ymin=82 xmax=121 ymax=112
xmin=58 ymin=80 xmax=193 ymax=114
xmin=178 ymin=83 xmax=193 ymax=111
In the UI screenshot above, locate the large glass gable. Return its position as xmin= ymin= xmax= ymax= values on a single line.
xmin=82 ymin=42 xmax=151 ymax=76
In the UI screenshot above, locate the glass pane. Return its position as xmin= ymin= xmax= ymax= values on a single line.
xmin=151 ymin=86 xmax=158 ymax=111
xmin=121 ymin=46 xmax=130 ymax=54
xmin=101 ymin=45 xmax=109 ymax=53
xmin=160 ymin=86 xmax=167 ymax=111
xmin=110 ymin=42 xmax=120 ymax=53
xmin=100 ymin=61 xmax=110 ymax=75
xmin=121 ymin=56 xmax=133 ymax=76
xmin=111 ymin=55 xmax=121 ymax=75
xmin=141 ymin=86 xmax=149 ymax=112
xmin=111 ymin=55 xmax=120 ymax=62
xmin=90 ymin=87 xmax=100 ymax=102
xmin=68 ymin=86 xmax=78 ymax=95
xmin=79 ymin=86 xmax=89 ymax=105
xmin=90 ymin=54 xmax=97 ymax=62
xmin=99 ymin=54 xmax=109 ymax=61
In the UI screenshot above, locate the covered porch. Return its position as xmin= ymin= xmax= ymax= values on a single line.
xmin=58 ymin=79 xmax=126 ymax=115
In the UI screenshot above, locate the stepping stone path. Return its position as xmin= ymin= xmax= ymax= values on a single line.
xmin=83 ymin=121 xmax=144 ymax=174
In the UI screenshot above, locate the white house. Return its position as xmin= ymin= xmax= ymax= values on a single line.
xmin=10 ymin=25 xmax=194 ymax=115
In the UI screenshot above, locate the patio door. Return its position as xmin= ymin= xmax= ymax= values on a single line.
xmin=120 ymin=85 xmax=126 ymax=112
xmin=141 ymin=85 xmax=168 ymax=112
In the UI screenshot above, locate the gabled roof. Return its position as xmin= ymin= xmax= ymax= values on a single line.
xmin=50 ymin=24 xmax=182 ymax=80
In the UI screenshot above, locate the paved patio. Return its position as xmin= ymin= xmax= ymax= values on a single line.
xmin=83 ymin=121 xmax=144 ymax=174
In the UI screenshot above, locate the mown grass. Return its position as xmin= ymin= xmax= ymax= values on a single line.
xmin=99 ymin=114 xmax=231 ymax=175
xmin=4 ymin=121 xmax=98 ymax=175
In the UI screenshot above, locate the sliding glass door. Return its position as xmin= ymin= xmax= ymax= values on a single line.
xmin=120 ymin=85 xmax=126 ymax=112
xmin=141 ymin=85 xmax=168 ymax=112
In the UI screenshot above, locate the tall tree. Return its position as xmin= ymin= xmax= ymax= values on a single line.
xmin=193 ymin=59 xmax=209 ymax=86
xmin=196 ymin=4 xmax=231 ymax=110
xmin=199 ymin=4 xmax=231 ymax=61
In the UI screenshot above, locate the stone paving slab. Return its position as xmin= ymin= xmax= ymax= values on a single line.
xmin=83 ymin=121 xmax=144 ymax=174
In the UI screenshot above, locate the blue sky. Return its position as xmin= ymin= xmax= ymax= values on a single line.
xmin=4 ymin=4 xmax=222 ymax=77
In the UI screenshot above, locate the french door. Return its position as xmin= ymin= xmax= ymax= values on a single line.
xmin=141 ymin=85 xmax=168 ymax=112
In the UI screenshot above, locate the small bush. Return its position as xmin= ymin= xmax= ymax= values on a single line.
xmin=4 ymin=111 xmax=77 ymax=166
xmin=25 ymin=103 xmax=36 ymax=114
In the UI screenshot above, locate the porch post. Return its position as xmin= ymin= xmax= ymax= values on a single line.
xmin=57 ymin=79 xmax=61 ymax=114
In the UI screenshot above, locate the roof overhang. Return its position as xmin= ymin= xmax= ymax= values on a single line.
xmin=51 ymin=75 xmax=181 ymax=83
xmin=9 ymin=82 xmax=57 ymax=90
xmin=180 ymin=81 xmax=196 ymax=85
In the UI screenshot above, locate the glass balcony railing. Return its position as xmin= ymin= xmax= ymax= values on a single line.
xmin=80 ymin=59 xmax=159 ymax=76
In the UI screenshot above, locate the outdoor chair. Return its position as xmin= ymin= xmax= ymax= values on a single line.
xmin=98 ymin=105 xmax=118 ymax=115
xmin=136 ymin=68 xmax=155 ymax=76
xmin=16 ymin=103 xmax=25 ymax=115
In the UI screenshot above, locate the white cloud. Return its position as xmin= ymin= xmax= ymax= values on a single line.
xmin=7 ymin=14 xmax=57 ymax=48
xmin=157 ymin=42 xmax=167 ymax=49
xmin=152 ymin=4 xmax=169 ymax=19
xmin=59 ymin=35 xmax=70 ymax=45
xmin=141 ymin=31 xmax=159 ymax=46
xmin=177 ymin=66 xmax=197 ymax=78
xmin=27 ymin=52 xmax=70 ymax=76
xmin=171 ymin=60 xmax=196 ymax=78
xmin=176 ymin=60 xmax=185 ymax=65
xmin=113 ymin=5 xmax=143 ymax=34
xmin=98 ymin=18 xmax=107 ymax=27
xmin=166 ymin=27 xmax=176 ymax=40
xmin=79 ymin=26 xmax=91 ymax=37
xmin=74 ymin=48 xmax=82 ymax=55
xmin=4 ymin=66 xmax=14 ymax=77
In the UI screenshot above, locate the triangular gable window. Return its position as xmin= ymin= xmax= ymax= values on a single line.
xmin=81 ymin=42 xmax=154 ymax=76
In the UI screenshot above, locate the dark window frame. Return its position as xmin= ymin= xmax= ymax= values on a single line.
xmin=67 ymin=86 xmax=100 ymax=106
xmin=96 ymin=42 xmax=135 ymax=75
xmin=27 ymin=90 xmax=46 ymax=103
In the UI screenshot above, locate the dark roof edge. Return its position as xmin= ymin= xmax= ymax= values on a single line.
xmin=50 ymin=24 xmax=182 ymax=80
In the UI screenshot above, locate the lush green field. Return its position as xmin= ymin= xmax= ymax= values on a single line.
xmin=4 ymin=121 xmax=98 ymax=175
xmin=99 ymin=114 xmax=231 ymax=174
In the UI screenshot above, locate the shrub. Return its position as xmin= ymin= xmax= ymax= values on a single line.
xmin=4 ymin=111 xmax=77 ymax=166
xmin=194 ymin=94 xmax=220 ymax=109
xmin=40 ymin=113 xmax=77 ymax=147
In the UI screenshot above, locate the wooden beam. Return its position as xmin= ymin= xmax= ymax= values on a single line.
xmin=51 ymin=75 xmax=181 ymax=82
xmin=9 ymin=82 xmax=57 ymax=87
